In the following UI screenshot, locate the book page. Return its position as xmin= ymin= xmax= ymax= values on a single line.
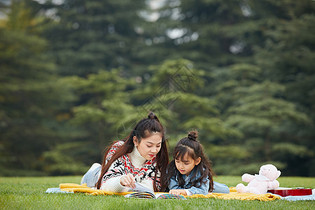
xmin=128 ymin=183 xmax=154 ymax=194
xmin=126 ymin=183 xmax=186 ymax=199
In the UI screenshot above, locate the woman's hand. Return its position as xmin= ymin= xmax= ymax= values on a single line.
xmin=169 ymin=189 xmax=187 ymax=196
xmin=120 ymin=174 xmax=136 ymax=188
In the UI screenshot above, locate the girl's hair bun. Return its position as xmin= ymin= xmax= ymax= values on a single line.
xmin=148 ymin=111 xmax=158 ymax=120
xmin=188 ymin=130 xmax=198 ymax=141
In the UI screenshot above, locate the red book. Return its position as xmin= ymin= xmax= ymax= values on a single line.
xmin=268 ymin=188 xmax=312 ymax=197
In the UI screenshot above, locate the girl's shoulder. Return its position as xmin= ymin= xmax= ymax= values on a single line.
xmin=191 ymin=167 xmax=210 ymax=178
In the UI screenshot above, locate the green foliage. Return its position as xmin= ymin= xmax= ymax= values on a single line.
xmin=272 ymin=143 xmax=314 ymax=159
xmin=41 ymin=0 xmax=146 ymax=76
xmin=1 ymin=0 xmax=314 ymax=176
xmin=207 ymin=145 xmax=251 ymax=160
xmin=41 ymin=142 xmax=89 ymax=175
xmin=184 ymin=117 xmax=243 ymax=140
xmin=209 ymin=61 xmax=313 ymax=174
xmin=213 ymin=162 xmax=287 ymax=176
xmin=56 ymin=69 xmax=139 ymax=163
xmin=0 ymin=0 xmax=75 ymax=176
xmin=133 ymin=59 xmax=241 ymax=146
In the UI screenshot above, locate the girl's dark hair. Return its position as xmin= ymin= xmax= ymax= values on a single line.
xmin=96 ymin=112 xmax=169 ymax=191
xmin=161 ymin=130 xmax=214 ymax=192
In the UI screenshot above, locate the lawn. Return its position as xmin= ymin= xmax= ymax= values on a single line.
xmin=0 ymin=176 xmax=314 ymax=210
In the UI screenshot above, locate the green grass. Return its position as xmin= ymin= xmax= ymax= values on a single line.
xmin=0 ymin=176 xmax=314 ymax=210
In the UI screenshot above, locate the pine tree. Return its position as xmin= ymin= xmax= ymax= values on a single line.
xmin=0 ymin=0 xmax=72 ymax=175
xmin=211 ymin=63 xmax=312 ymax=175
xmin=40 ymin=0 xmax=146 ymax=77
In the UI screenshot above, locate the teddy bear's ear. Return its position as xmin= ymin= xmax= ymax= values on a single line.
xmin=276 ymin=170 xmax=281 ymax=178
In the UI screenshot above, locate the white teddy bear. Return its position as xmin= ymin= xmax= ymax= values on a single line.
xmin=236 ymin=164 xmax=281 ymax=194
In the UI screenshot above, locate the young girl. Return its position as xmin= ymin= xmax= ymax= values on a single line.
xmin=162 ymin=131 xmax=229 ymax=196
xmin=81 ymin=112 xmax=169 ymax=192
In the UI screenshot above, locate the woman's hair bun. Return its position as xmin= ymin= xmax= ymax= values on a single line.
xmin=188 ymin=130 xmax=198 ymax=141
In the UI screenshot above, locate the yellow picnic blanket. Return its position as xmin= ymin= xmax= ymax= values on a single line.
xmin=189 ymin=187 xmax=280 ymax=201
xmin=59 ymin=183 xmax=129 ymax=196
xmin=59 ymin=183 xmax=280 ymax=201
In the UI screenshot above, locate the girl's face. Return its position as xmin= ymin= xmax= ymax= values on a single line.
xmin=175 ymin=153 xmax=201 ymax=176
xmin=133 ymin=132 xmax=162 ymax=160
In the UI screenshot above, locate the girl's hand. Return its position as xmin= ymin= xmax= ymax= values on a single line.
xmin=120 ymin=174 xmax=136 ymax=188
xmin=169 ymin=189 xmax=187 ymax=196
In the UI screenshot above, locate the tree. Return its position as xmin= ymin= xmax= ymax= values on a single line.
xmin=152 ymin=0 xmax=254 ymax=71
xmin=0 ymin=0 xmax=72 ymax=175
xmin=211 ymin=63 xmax=312 ymax=175
xmin=250 ymin=0 xmax=315 ymax=175
xmin=40 ymin=0 xmax=146 ymax=77
xmin=156 ymin=0 xmax=315 ymax=176
xmin=54 ymin=70 xmax=140 ymax=164
xmin=132 ymin=59 xmax=241 ymax=154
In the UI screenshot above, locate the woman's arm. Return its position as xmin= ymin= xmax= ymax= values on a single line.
xmin=100 ymin=158 xmax=128 ymax=192
xmin=100 ymin=176 xmax=125 ymax=192
xmin=101 ymin=174 xmax=136 ymax=192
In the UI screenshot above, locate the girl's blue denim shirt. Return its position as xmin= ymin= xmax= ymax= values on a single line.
xmin=169 ymin=168 xmax=230 ymax=195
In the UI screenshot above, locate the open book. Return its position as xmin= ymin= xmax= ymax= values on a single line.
xmin=125 ymin=183 xmax=186 ymax=199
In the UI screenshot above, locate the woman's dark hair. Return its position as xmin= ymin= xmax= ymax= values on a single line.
xmin=96 ymin=112 xmax=169 ymax=191
xmin=161 ymin=130 xmax=214 ymax=192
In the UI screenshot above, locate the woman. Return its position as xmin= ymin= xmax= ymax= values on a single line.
xmin=81 ymin=112 xmax=169 ymax=192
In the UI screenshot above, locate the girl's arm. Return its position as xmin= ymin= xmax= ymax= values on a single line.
xmin=169 ymin=176 xmax=189 ymax=195
xmin=185 ymin=178 xmax=209 ymax=195
xmin=212 ymin=181 xmax=230 ymax=193
xmin=187 ymin=180 xmax=230 ymax=195
xmin=168 ymin=175 xmax=181 ymax=190
xmin=169 ymin=176 xmax=209 ymax=196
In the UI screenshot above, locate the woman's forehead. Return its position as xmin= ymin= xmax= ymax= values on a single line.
xmin=141 ymin=132 xmax=162 ymax=143
xmin=143 ymin=130 xmax=162 ymax=136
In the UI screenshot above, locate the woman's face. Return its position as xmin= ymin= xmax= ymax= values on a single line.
xmin=133 ymin=132 xmax=163 ymax=160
